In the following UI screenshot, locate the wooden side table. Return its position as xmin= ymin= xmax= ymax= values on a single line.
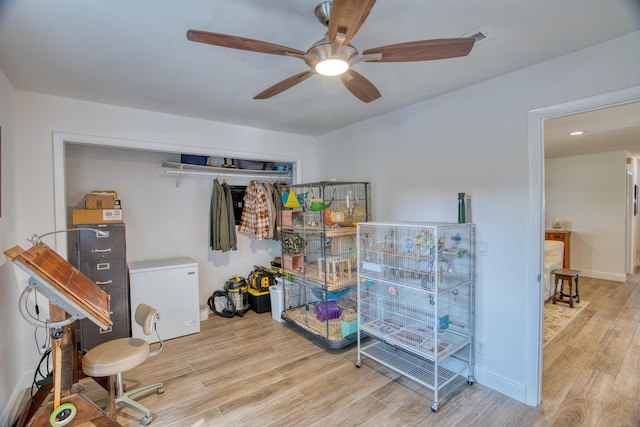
xmin=552 ymin=268 xmax=580 ymax=308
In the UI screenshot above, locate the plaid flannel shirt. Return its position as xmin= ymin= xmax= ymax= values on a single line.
xmin=238 ymin=180 xmax=270 ymax=240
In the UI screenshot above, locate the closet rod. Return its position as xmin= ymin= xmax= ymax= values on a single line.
xmin=165 ymin=168 xmax=292 ymax=187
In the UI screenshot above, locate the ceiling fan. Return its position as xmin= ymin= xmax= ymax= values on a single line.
xmin=186 ymin=0 xmax=475 ymax=103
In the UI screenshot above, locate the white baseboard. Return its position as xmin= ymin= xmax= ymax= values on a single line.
xmin=0 ymin=373 xmax=31 ymax=427
xmin=473 ymin=366 xmax=528 ymax=405
xmin=0 ymin=393 xmax=20 ymax=427
xmin=578 ymin=269 xmax=626 ymax=283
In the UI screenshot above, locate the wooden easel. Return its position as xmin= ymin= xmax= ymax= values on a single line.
xmin=5 ymin=244 xmax=119 ymax=426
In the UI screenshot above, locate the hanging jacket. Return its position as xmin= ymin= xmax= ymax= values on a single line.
xmin=263 ymin=182 xmax=281 ymax=240
xmin=238 ymin=180 xmax=270 ymax=240
xmin=210 ymin=178 xmax=231 ymax=252
xmin=261 ymin=182 xmax=275 ymax=239
xmin=222 ymin=182 xmax=238 ymax=250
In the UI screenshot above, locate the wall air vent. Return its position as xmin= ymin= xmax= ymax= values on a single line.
xmin=461 ymin=27 xmax=493 ymax=44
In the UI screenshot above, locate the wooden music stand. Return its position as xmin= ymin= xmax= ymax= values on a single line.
xmin=5 ymin=244 xmax=118 ymax=426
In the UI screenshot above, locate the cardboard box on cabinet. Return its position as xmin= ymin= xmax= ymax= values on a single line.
xmin=73 ymin=209 xmax=123 ymax=225
xmin=85 ymin=194 xmax=115 ymax=209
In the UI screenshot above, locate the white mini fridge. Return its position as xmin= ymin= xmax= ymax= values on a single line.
xmin=129 ymin=257 xmax=200 ymax=342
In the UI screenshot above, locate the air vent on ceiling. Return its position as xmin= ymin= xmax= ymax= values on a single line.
xmin=461 ymin=27 xmax=493 ymax=44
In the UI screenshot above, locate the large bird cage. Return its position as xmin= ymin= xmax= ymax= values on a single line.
xmin=277 ymin=181 xmax=370 ymax=349
xmin=356 ymin=221 xmax=475 ymax=412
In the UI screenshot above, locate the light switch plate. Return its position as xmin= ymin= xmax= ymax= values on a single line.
xmin=478 ymin=241 xmax=488 ymax=256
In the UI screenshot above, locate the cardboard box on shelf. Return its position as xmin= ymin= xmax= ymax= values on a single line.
xmin=73 ymin=209 xmax=123 ymax=225
xmin=85 ymin=194 xmax=115 ymax=209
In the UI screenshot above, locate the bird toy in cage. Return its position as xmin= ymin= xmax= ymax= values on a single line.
xmin=416 ymin=230 xmax=434 ymax=257
xmin=282 ymin=188 xmax=308 ymax=209
xmin=450 ymin=232 xmax=468 ymax=257
xmin=405 ymin=237 xmax=414 ymax=255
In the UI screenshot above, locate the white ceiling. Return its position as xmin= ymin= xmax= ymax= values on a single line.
xmin=545 ymin=101 xmax=640 ymax=159
xmin=0 ymin=0 xmax=639 ymax=143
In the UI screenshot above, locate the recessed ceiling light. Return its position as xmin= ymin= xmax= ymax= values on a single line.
xmin=569 ymin=131 xmax=585 ymax=136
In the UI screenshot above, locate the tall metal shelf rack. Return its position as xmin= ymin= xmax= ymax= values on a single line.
xmin=277 ymin=181 xmax=370 ymax=349
xmin=355 ymin=221 xmax=475 ymax=412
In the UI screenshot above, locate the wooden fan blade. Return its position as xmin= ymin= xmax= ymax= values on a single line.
xmin=329 ymin=0 xmax=376 ymax=44
xmin=254 ymin=71 xmax=313 ymax=99
xmin=363 ymin=38 xmax=475 ymax=62
xmin=187 ymin=29 xmax=305 ymax=56
xmin=339 ymin=69 xmax=381 ymax=103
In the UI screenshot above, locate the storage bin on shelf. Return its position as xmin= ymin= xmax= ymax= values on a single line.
xmin=180 ymin=154 xmax=208 ymax=166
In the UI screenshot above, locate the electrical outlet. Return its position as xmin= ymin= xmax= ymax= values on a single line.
xmin=478 ymin=341 xmax=486 ymax=354
xmin=478 ymin=240 xmax=488 ymax=256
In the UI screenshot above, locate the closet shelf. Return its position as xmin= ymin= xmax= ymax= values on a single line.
xmin=163 ymin=162 xmax=293 ymax=187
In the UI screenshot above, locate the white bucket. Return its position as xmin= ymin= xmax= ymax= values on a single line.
xmin=200 ymin=305 xmax=209 ymax=321
xmin=270 ymin=284 xmax=285 ymax=323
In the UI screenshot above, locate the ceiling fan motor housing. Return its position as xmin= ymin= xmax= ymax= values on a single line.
xmin=305 ymin=37 xmax=358 ymax=71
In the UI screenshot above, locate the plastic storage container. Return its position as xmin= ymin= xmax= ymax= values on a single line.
xmin=180 ymin=154 xmax=208 ymax=166
xmin=248 ymin=288 xmax=271 ymax=313
xmin=270 ymin=284 xmax=285 ymax=322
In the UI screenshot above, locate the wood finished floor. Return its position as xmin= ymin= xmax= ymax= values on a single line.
xmin=79 ymin=273 xmax=640 ymax=426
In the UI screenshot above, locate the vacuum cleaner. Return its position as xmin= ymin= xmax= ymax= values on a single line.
xmin=207 ymin=276 xmax=250 ymax=318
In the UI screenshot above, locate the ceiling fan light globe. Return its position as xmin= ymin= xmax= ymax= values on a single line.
xmin=315 ymin=59 xmax=349 ymax=76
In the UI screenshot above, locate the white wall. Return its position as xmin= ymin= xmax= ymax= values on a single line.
xmin=0 ymin=70 xmax=29 ymax=426
xmin=546 ymin=151 xmax=628 ymax=281
xmin=316 ymin=32 xmax=640 ymax=403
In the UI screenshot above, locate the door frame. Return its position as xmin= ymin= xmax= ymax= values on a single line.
xmin=526 ymin=84 xmax=640 ymax=405
xmin=626 ymin=170 xmax=635 ymax=274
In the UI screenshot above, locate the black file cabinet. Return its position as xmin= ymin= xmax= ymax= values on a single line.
xmin=70 ymin=223 xmax=130 ymax=352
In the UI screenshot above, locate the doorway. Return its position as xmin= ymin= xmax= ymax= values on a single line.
xmin=544 ymin=102 xmax=640 ymax=281
xmin=527 ymin=84 xmax=640 ymax=405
